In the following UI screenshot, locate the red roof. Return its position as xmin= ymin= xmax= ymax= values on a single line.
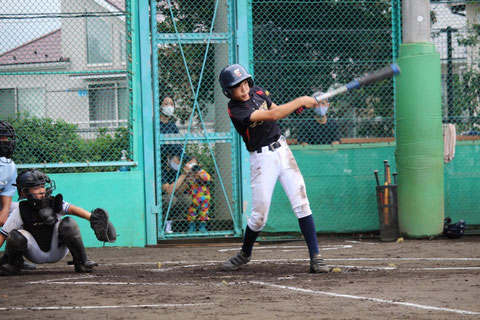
xmin=0 ymin=29 xmax=63 ymax=66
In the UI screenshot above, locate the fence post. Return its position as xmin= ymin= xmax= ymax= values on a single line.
xmin=395 ymin=0 xmax=444 ymax=237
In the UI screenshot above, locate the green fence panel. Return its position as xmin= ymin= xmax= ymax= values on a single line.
xmin=265 ymin=145 xmax=396 ymax=233
xmin=444 ymin=141 xmax=480 ymax=225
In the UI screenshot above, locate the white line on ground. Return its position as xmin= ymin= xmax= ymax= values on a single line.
xmin=0 ymin=302 xmax=214 ymax=312
xmin=344 ymin=240 xmax=376 ymax=245
xmin=249 ymin=281 xmax=480 ymax=316
xmin=217 ymin=245 xmax=352 ymax=252
xmin=28 ymin=280 xmax=197 ymax=286
xmin=328 ymin=257 xmax=480 ymax=261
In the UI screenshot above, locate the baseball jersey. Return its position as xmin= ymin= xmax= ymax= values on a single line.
xmin=0 ymin=157 xmax=17 ymax=197
xmin=228 ymin=86 xmax=281 ymax=152
xmin=0 ymin=200 xmax=71 ymax=238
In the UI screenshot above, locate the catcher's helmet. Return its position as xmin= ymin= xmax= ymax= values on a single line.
xmin=15 ymin=169 xmax=56 ymax=203
xmin=219 ymin=64 xmax=253 ymax=98
xmin=0 ymin=120 xmax=16 ymax=158
xmin=443 ymin=217 xmax=466 ymax=239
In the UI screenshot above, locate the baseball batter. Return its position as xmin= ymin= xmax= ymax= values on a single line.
xmin=219 ymin=64 xmax=329 ymax=273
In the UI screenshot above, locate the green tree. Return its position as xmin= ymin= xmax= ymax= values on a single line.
xmin=155 ymin=0 xmax=216 ymax=124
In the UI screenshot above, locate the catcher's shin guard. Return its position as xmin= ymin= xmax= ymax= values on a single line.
xmin=0 ymin=230 xmax=28 ymax=276
xmin=58 ymin=217 xmax=98 ymax=273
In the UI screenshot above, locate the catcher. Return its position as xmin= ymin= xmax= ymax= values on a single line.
xmin=0 ymin=169 xmax=116 ymax=276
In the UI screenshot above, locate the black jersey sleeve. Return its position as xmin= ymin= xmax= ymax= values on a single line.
xmin=228 ymin=102 xmax=253 ymax=127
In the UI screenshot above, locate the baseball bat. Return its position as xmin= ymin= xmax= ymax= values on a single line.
xmin=383 ymin=160 xmax=389 ymax=186
xmin=374 ymin=170 xmax=380 ymax=186
xmin=383 ymin=160 xmax=389 ymax=225
xmin=312 ymin=63 xmax=401 ymax=102
xmin=386 ymin=164 xmax=391 ymax=185
xmin=393 ymin=173 xmax=397 ymax=185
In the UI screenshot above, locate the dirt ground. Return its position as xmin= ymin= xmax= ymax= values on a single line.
xmin=1 ymin=234 xmax=479 ymax=320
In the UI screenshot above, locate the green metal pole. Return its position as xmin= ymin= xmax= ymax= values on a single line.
xmin=236 ymin=0 xmax=252 ymax=231
xmin=132 ymin=0 xmax=156 ymax=245
xmin=396 ymin=1 xmax=444 ymax=237
xmin=396 ymin=43 xmax=444 ymax=237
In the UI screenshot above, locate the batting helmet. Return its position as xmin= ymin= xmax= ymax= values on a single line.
xmin=219 ymin=64 xmax=253 ymax=98
xmin=0 ymin=120 xmax=16 ymax=158
xmin=443 ymin=217 xmax=466 ymax=239
xmin=15 ymin=169 xmax=56 ymax=205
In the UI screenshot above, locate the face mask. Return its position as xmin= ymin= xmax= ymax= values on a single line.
xmin=169 ymin=158 xmax=180 ymax=171
xmin=162 ymin=105 xmax=175 ymax=117
xmin=314 ymin=106 xmax=328 ymax=117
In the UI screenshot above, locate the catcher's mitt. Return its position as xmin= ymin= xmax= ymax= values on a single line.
xmin=90 ymin=208 xmax=117 ymax=243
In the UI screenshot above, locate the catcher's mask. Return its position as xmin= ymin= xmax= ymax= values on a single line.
xmin=0 ymin=120 xmax=16 ymax=159
xmin=15 ymin=169 xmax=56 ymax=209
xmin=443 ymin=217 xmax=466 ymax=239
xmin=219 ymin=64 xmax=253 ymax=98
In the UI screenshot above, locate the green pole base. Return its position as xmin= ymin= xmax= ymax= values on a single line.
xmin=395 ymin=43 xmax=444 ymax=238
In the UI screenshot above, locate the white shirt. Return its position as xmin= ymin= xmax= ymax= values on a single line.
xmin=0 ymin=157 xmax=17 ymax=197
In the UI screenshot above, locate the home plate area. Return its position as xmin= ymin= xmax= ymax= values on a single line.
xmin=1 ymin=237 xmax=479 ymax=319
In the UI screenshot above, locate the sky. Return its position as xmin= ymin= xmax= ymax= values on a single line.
xmin=0 ymin=0 xmax=60 ymax=54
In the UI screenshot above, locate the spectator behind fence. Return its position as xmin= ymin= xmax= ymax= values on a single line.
xmin=290 ymin=97 xmax=340 ymax=146
xmin=161 ymin=149 xmax=196 ymax=233
xmin=159 ymin=96 xmax=183 ymax=233
xmin=185 ymin=161 xmax=212 ymax=233
xmin=159 ymin=96 xmax=181 ymax=158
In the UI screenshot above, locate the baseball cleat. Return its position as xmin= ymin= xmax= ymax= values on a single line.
xmin=0 ymin=263 xmax=21 ymax=276
xmin=223 ymin=250 xmax=251 ymax=271
xmin=309 ymin=253 xmax=329 ymax=273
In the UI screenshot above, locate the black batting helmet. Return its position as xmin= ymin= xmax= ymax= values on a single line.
xmin=0 ymin=120 xmax=16 ymax=158
xmin=15 ymin=169 xmax=56 ymax=200
xmin=219 ymin=64 xmax=253 ymax=98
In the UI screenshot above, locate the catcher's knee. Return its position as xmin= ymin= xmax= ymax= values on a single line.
xmin=6 ymin=230 xmax=28 ymax=253
xmin=58 ymin=217 xmax=81 ymax=238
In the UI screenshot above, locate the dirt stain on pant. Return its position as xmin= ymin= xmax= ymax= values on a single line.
xmin=296 ymin=185 xmax=307 ymax=200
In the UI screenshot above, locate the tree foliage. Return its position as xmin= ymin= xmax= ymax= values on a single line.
xmin=7 ymin=113 xmax=129 ymax=172
xmin=155 ymin=0 xmax=216 ymax=124
xmin=253 ymin=0 xmax=395 ymax=138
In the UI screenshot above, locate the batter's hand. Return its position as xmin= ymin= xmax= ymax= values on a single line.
xmin=301 ymin=96 xmax=320 ymax=109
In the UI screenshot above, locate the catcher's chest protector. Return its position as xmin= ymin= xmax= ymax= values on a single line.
xmin=19 ymin=201 xmax=55 ymax=252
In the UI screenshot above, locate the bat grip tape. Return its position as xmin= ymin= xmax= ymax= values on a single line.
xmin=345 ymin=80 xmax=360 ymax=91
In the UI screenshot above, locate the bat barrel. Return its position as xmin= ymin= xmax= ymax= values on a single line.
xmin=391 ymin=63 xmax=401 ymax=75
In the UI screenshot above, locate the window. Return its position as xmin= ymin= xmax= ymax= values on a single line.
xmin=87 ymin=17 xmax=113 ymax=64
xmin=0 ymin=88 xmax=45 ymax=117
xmin=88 ymin=82 xmax=127 ymax=128
xmin=0 ymin=89 xmax=15 ymax=116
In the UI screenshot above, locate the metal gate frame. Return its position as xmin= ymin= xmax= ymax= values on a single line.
xmin=150 ymin=0 xmax=250 ymax=240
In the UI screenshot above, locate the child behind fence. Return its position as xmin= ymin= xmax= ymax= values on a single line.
xmin=186 ymin=163 xmax=211 ymax=233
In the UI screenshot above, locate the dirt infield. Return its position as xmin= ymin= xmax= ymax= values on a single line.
xmin=1 ymin=235 xmax=480 ymax=319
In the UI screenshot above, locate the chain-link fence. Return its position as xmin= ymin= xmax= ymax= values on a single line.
xmin=153 ymin=0 xmax=237 ymax=237
xmin=431 ymin=1 xmax=480 ymax=135
xmin=253 ymin=0 xmax=399 ymax=146
xmin=0 ymin=0 xmax=132 ymax=172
